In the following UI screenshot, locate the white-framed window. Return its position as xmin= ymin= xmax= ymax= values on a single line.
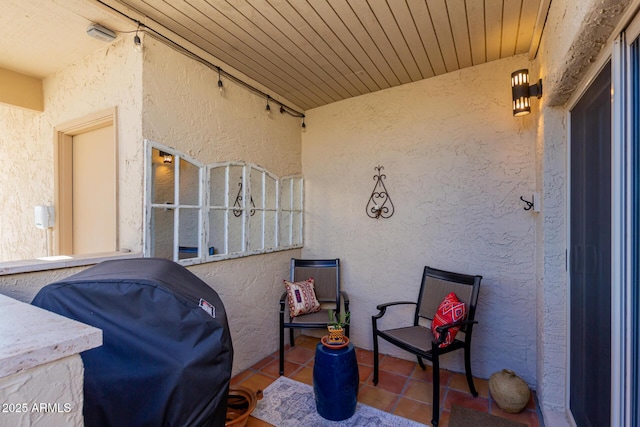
xmin=144 ymin=140 xmax=303 ymax=265
xmin=144 ymin=143 xmax=204 ymax=264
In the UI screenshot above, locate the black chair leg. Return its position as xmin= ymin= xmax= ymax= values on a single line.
xmin=279 ymin=325 xmax=285 ymax=376
xmin=432 ymin=355 xmax=440 ymax=427
xmin=464 ymin=347 xmax=478 ymax=397
xmin=372 ymin=324 xmax=379 ymax=385
xmin=289 ymin=328 xmax=295 ymax=347
xmin=417 ymin=356 xmax=426 ymax=370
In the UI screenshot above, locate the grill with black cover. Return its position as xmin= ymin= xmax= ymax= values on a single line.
xmin=32 ymin=258 xmax=233 ymax=427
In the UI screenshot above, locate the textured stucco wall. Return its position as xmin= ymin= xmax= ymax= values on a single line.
xmin=0 ymin=266 xmax=89 ymax=303
xmin=189 ymin=251 xmax=299 ymax=375
xmin=0 ymin=35 xmax=143 ymax=262
xmin=542 ymin=0 xmax=631 ymax=106
xmin=44 ymin=35 xmax=144 ymax=254
xmin=534 ymin=106 xmax=569 ymax=420
xmin=142 ymin=37 xmax=301 ymax=174
xmin=0 ymin=355 xmax=85 ymax=426
xmin=1 ymin=34 xmax=303 ymax=376
xmin=141 ymin=37 xmax=303 ymax=374
xmin=532 ymin=0 xmax=632 ymax=421
xmin=0 ymin=105 xmax=49 ymax=262
xmin=302 ymin=54 xmax=538 ymax=384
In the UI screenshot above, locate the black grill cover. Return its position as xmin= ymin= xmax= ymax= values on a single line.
xmin=31 ymin=258 xmax=233 ymax=427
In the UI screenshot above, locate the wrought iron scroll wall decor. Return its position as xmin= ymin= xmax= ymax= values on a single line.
xmin=366 ymin=166 xmax=394 ymax=219
xmin=233 ymin=181 xmax=256 ymax=217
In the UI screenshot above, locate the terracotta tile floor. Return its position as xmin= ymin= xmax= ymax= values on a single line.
xmin=231 ymin=335 xmax=541 ymax=427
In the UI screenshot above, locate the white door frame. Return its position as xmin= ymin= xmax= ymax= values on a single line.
xmin=54 ymin=107 xmax=118 ymax=255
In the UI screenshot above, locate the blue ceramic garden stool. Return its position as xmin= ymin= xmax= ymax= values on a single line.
xmin=312 ymin=341 xmax=359 ymax=421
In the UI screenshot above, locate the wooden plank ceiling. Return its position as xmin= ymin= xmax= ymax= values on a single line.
xmin=111 ymin=0 xmax=545 ymax=110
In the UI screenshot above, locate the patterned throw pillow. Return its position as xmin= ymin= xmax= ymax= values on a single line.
xmin=432 ymin=292 xmax=467 ymax=348
xmin=284 ymin=278 xmax=321 ymax=318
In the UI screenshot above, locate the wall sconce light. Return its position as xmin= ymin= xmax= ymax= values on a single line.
xmin=159 ymin=151 xmax=173 ymax=164
xmin=511 ymin=69 xmax=542 ymax=116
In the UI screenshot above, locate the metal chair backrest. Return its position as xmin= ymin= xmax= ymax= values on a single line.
xmin=290 ymin=258 xmax=340 ymax=305
xmin=416 ymin=266 xmax=481 ymax=332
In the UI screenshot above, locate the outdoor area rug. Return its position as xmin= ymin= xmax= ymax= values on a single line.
xmin=251 ymin=376 xmax=427 ymax=426
xmin=449 ymin=405 xmax=527 ymax=427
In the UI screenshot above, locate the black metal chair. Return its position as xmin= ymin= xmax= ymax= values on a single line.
xmin=372 ymin=266 xmax=482 ymax=427
xmin=279 ymin=258 xmax=349 ymax=375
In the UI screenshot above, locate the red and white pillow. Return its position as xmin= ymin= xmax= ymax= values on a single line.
xmin=432 ymin=292 xmax=467 ymax=348
xmin=284 ymin=278 xmax=321 ymax=318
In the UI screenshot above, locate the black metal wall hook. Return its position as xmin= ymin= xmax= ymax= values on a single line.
xmin=520 ymin=196 xmax=533 ymax=211
xmin=366 ymin=165 xmax=394 ymax=219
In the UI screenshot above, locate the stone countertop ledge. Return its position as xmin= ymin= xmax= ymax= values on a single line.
xmin=0 ymin=293 xmax=102 ymax=378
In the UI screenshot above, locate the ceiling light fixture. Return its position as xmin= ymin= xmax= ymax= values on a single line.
xmin=87 ymin=23 xmax=117 ymax=42
xmin=511 ymin=69 xmax=542 ymax=116
xmin=265 ymin=96 xmax=271 ymax=114
xmin=279 ymin=104 xmax=306 ymax=129
xmin=134 ymin=23 xmax=142 ymax=52
xmin=97 ymin=10 xmax=307 ymax=127
xmin=217 ymin=67 xmax=224 ymax=94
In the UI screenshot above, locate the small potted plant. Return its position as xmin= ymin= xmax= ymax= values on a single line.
xmin=327 ymin=309 xmax=350 ymax=345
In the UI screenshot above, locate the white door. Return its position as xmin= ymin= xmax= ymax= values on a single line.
xmin=71 ymin=124 xmax=116 ymax=254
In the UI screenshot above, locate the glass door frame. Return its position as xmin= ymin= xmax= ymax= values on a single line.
xmin=619 ymin=13 xmax=640 ymax=427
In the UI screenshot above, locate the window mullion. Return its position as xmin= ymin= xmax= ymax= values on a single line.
xmin=172 ymin=156 xmax=181 ymax=261
xmin=261 ymin=170 xmax=266 ymax=250
xmin=222 ymin=165 xmax=227 ymax=255
xmin=199 ymin=165 xmax=206 ymax=260
xmin=288 ymin=179 xmax=294 ymax=246
xmin=298 ymin=178 xmax=304 ymax=245
xmin=243 ymin=166 xmax=249 ymax=252
xmin=144 ymin=142 xmax=153 ymax=256
xmin=275 ymin=178 xmax=280 ymax=248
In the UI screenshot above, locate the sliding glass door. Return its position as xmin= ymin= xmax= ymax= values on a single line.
xmin=569 ymin=61 xmax=612 ymax=427
xmin=610 ymin=14 xmax=640 ymax=426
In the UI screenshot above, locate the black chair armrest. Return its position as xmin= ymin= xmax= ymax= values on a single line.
xmin=279 ymin=291 xmax=288 ymax=312
xmin=433 ymin=320 xmax=478 ymax=345
xmin=435 ymin=319 xmax=478 ymax=333
xmin=340 ymin=290 xmax=350 ymax=304
xmin=376 ymin=301 xmax=416 ymax=310
xmin=373 ymin=301 xmax=416 ymax=320
xmin=340 ymin=290 xmax=350 ymax=311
